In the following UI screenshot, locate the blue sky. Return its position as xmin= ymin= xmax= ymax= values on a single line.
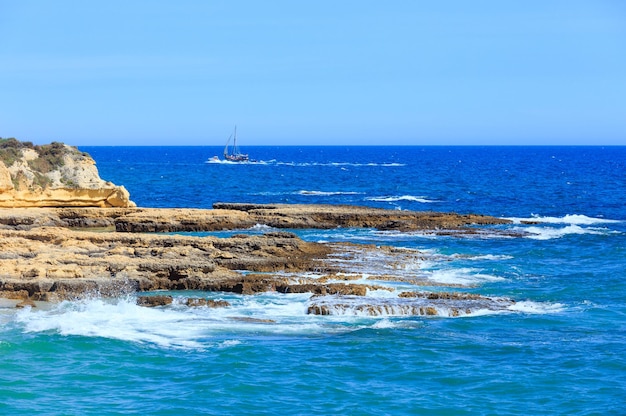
xmin=0 ymin=1 xmax=625 ymax=146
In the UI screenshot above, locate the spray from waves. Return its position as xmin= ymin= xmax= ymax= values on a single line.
xmin=10 ymin=293 xmax=392 ymax=349
xmin=248 ymin=224 xmax=278 ymax=232
xmin=7 ymin=287 xmax=565 ymax=349
xmin=305 ymin=294 xmax=564 ymax=318
xmin=14 ymin=297 xmax=209 ymax=349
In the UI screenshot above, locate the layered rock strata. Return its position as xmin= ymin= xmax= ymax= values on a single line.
xmin=0 ymin=139 xmax=134 ymax=208
xmin=0 ymin=226 xmax=330 ymax=302
xmin=0 ymin=204 xmax=517 ymax=316
xmin=0 ymin=203 xmax=513 ymax=233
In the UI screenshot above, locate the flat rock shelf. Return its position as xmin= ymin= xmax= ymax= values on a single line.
xmin=0 ymin=204 xmax=518 ymax=316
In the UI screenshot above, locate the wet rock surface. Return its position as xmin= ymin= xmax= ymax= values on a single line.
xmin=306 ymin=293 xmax=515 ymax=317
xmin=0 ymin=204 xmax=521 ymax=315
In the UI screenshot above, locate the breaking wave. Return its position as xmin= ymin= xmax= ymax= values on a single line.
xmin=516 ymin=224 xmax=614 ymax=240
xmin=8 ymin=287 xmax=565 ymax=351
xmin=296 ymin=190 xmax=364 ymax=196
xmin=306 ymin=295 xmax=563 ymax=318
xmin=12 ymin=294 xmax=323 ymax=350
xmin=366 ymin=195 xmax=440 ymax=203
xmin=423 ymin=268 xmax=506 ymax=286
xmin=506 ymin=214 xmax=621 ymax=225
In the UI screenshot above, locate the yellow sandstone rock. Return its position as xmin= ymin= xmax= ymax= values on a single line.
xmin=0 ymin=139 xmax=134 ymax=208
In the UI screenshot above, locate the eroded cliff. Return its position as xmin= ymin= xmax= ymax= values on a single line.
xmin=0 ymin=138 xmax=134 ymax=208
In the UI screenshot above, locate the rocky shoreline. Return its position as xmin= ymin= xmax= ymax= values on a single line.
xmin=0 ymin=140 xmax=519 ymax=316
xmin=0 ymin=203 xmax=518 ymax=316
xmin=0 ymin=203 xmax=512 ymax=232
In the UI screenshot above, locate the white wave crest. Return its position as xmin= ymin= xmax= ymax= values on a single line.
xmin=519 ymin=224 xmax=609 ymax=240
xmin=424 ymin=268 xmax=505 ymax=286
xmin=274 ymin=162 xmax=406 ymax=167
xmin=296 ymin=190 xmax=363 ymax=196
xmin=506 ymin=214 xmax=621 ymax=225
xmin=507 ymin=301 xmax=566 ymax=314
xmin=16 ymin=297 xmax=207 ymax=349
xmin=466 ymin=254 xmax=514 ymax=261
xmin=13 ymin=293 xmax=364 ymax=348
xmin=366 ymin=195 xmax=439 ymax=203
xmin=456 ymin=301 xmax=566 ymax=317
xmin=249 ymin=223 xmax=276 ymax=231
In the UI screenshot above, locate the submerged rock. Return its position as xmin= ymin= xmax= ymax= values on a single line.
xmin=228 ymin=316 xmax=276 ymax=324
xmin=306 ymin=293 xmax=515 ymax=317
xmin=137 ymin=295 xmax=173 ymax=307
xmin=15 ymin=298 xmax=36 ymax=308
xmin=185 ymin=298 xmax=230 ymax=308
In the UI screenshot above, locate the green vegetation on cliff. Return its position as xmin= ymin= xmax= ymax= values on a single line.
xmin=0 ymin=138 xmax=28 ymax=167
xmin=0 ymin=138 xmax=68 ymax=172
xmin=0 ymin=138 xmax=81 ymax=189
xmin=0 ymin=138 xmax=134 ymax=206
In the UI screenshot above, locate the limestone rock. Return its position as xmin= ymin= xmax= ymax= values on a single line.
xmin=213 ymin=202 xmax=512 ymax=231
xmin=306 ymin=294 xmax=515 ymax=317
xmin=185 ymin=298 xmax=230 ymax=308
xmin=0 ymin=204 xmax=524 ymax=305
xmin=0 ymin=161 xmax=12 ymax=192
xmin=15 ymin=298 xmax=36 ymax=308
xmin=0 ymin=138 xmax=134 ymax=208
xmin=0 ymin=224 xmax=330 ymax=300
xmin=137 ymin=295 xmax=173 ymax=307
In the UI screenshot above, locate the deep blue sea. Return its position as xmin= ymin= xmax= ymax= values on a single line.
xmin=1 ymin=146 xmax=625 ymax=415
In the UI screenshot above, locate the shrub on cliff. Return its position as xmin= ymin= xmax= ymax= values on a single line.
xmin=29 ymin=142 xmax=67 ymax=173
xmin=0 ymin=138 xmax=34 ymax=167
xmin=0 ymin=138 xmax=134 ymax=207
xmin=0 ymin=138 xmax=67 ymax=173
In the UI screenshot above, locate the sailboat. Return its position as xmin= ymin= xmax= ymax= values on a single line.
xmin=223 ymin=126 xmax=249 ymax=162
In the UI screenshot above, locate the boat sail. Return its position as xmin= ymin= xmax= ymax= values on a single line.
xmin=223 ymin=126 xmax=249 ymax=162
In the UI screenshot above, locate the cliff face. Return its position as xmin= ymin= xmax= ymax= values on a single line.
xmin=0 ymin=139 xmax=134 ymax=208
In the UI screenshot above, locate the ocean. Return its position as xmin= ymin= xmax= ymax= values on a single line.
xmin=1 ymin=146 xmax=625 ymax=415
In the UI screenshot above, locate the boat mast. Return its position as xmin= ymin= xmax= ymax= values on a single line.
xmin=224 ymin=134 xmax=232 ymax=158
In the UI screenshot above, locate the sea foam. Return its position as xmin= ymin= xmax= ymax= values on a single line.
xmin=296 ymin=190 xmax=363 ymax=196
xmin=366 ymin=195 xmax=439 ymax=203
xmin=16 ymin=297 xmax=207 ymax=349
xmin=424 ymin=268 xmax=506 ymax=286
xmin=506 ymin=214 xmax=621 ymax=225
xmin=519 ymin=224 xmax=610 ymax=240
xmin=12 ymin=293 xmax=363 ymax=349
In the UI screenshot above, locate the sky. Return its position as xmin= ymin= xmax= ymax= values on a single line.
xmin=0 ymin=0 xmax=625 ymax=146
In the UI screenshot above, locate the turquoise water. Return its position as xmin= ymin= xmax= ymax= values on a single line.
xmin=1 ymin=146 xmax=625 ymax=414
